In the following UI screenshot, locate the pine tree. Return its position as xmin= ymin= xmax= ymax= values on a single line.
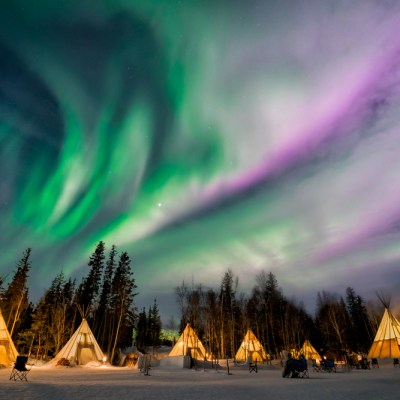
xmin=109 ymin=251 xmax=137 ymax=363
xmin=252 ymin=271 xmax=284 ymax=357
xmin=96 ymin=245 xmax=117 ymax=347
xmin=22 ymin=272 xmax=76 ymax=359
xmin=219 ymin=269 xmax=237 ymax=358
xmin=15 ymin=301 xmax=34 ymax=354
xmin=24 ymin=298 xmax=49 ymax=359
xmin=149 ymin=299 xmax=162 ymax=352
xmin=135 ymin=308 xmax=147 ymax=352
xmin=203 ymin=288 xmax=219 ymax=357
xmin=345 ymin=287 xmax=373 ymax=352
xmin=1 ymin=248 xmax=31 ymax=337
xmin=78 ymin=241 xmax=106 ymax=313
xmin=45 ymin=272 xmax=76 ymax=354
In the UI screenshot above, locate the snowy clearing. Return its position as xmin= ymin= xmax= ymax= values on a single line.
xmin=2 ymin=362 xmax=400 ymax=400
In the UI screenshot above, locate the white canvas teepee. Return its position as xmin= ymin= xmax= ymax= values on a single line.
xmin=299 ymin=340 xmax=321 ymax=360
xmin=368 ymin=307 xmax=400 ymax=359
xmin=169 ymin=323 xmax=207 ymax=360
xmin=235 ymin=329 xmax=267 ymax=362
xmin=0 ymin=308 xmax=18 ymax=367
xmin=48 ymin=318 xmax=105 ymax=366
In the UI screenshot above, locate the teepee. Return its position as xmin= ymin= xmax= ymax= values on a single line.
xmin=48 ymin=318 xmax=105 ymax=366
xmin=169 ymin=323 xmax=207 ymax=360
xmin=368 ymin=307 xmax=400 ymax=359
xmin=0 ymin=308 xmax=18 ymax=367
xmin=299 ymin=340 xmax=321 ymax=360
xmin=235 ymin=329 xmax=267 ymax=362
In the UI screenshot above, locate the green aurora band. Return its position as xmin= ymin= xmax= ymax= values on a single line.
xmin=2 ymin=0 xmax=400 ymax=313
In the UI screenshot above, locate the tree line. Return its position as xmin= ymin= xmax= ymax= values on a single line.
xmin=0 ymin=246 xmax=386 ymax=363
xmin=0 ymin=243 xmax=146 ymax=364
xmin=174 ymin=270 xmax=383 ymax=360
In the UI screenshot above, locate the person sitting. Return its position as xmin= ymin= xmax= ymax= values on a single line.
xmin=296 ymin=354 xmax=309 ymax=377
xmin=298 ymin=354 xmax=307 ymax=370
xmin=325 ymin=359 xmax=336 ymax=372
xmin=282 ymin=353 xmax=298 ymax=378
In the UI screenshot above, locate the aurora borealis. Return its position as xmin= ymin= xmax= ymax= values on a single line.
xmin=1 ymin=0 xmax=400 ymax=316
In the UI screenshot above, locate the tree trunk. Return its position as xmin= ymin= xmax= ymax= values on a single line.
xmin=10 ymin=290 xmax=25 ymax=337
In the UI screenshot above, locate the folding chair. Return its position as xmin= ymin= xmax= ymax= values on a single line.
xmin=9 ymin=356 xmax=32 ymax=381
xmin=249 ymin=359 xmax=258 ymax=373
xmin=296 ymin=356 xmax=309 ymax=378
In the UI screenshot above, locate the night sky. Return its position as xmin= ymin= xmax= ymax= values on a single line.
xmin=1 ymin=0 xmax=400 ymax=318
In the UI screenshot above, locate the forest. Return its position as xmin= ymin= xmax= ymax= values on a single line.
xmin=175 ymin=270 xmax=383 ymax=360
xmin=0 ymin=243 xmax=386 ymax=364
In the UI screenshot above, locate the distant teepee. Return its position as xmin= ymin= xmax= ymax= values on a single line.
xmin=299 ymin=340 xmax=321 ymax=360
xmin=235 ymin=329 xmax=267 ymax=362
xmin=169 ymin=323 xmax=207 ymax=360
xmin=0 ymin=308 xmax=18 ymax=367
xmin=48 ymin=317 xmax=105 ymax=366
xmin=368 ymin=306 xmax=400 ymax=359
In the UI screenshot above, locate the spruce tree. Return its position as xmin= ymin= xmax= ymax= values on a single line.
xmin=1 ymin=248 xmax=31 ymax=336
xmin=79 ymin=241 xmax=105 ymax=312
xmin=136 ymin=308 xmax=148 ymax=352
xmin=250 ymin=271 xmax=284 ymax=357
xmin=45 ymin=272 xmax=76 ymax=354
xmin=109 ymin=251 xmax=137 ymax=363
xmin=219 ymin=269 xmax=237 ymax=358
xmin=149 ymin=299 xmax=162 ymax=352
xmin=27 ymin=298 xmax=51 ymax=359
xmin=23 ymin=272 xmax=76 ymax=359
xmin=96 ymin=245 xmax=117 ymax=347
xmin=346 ymin=287 xmax=373 ymax=352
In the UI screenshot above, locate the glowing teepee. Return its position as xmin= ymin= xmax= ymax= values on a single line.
xmin=368 ymin=307 xmax=400 ymax=359
xmin=0 ymin=308 xmax=18 ymax=367
xmin=235 ymin=329 xmax=267 ymax=362
xmin=48 ymin=318 xmax=105 ymax=366
xmin=299 ymin=340 xmax=321 ymax=360
xmin=169 ymin=323 xmax=207 ymax=360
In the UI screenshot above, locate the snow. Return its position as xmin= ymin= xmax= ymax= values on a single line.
xmin=2 ymin=360 xmax=400 ymax=400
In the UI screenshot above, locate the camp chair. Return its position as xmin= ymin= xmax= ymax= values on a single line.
xmin=371 ymin=358 xmax=379 ymax=368
xmin=282 ymin=358 xmax=300 ymax=378
xmin=9 ymin=356 xmax=32 ymax=381
xmin=320 ymin=359 xmax=336 ymax=372
xmin=295 ymin=357 xmax=309 ymax=378
xmin=248 ymin=359 xmax=258 ymax=373
xmin=393 ymin=358 xmax=399 ymax=368
xmin=296 ymin=365 xmax=309 ymax=378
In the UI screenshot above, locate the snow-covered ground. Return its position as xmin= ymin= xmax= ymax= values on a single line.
xmin=2 ymin=360 xmax=399 ymax=400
